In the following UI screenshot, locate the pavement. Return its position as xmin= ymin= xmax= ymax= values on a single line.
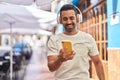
xmin=0 ymin=46 xmax=55 ymax=80
xmin=23 ymin=47 xmax=55 ymax=80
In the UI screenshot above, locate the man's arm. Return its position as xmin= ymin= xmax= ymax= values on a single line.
xmin=47 ymin=55 xmax=63 ymax=72
xmin=90 ymin=55 xmax=105 ymax=80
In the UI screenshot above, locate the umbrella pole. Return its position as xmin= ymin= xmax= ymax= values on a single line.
xmin=10 ymin=22 xmax=13 ymax=80
xmin=3 ymin=13 xmax=15 ymax=80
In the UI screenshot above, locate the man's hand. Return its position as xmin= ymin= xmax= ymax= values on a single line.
xmin=47 ymin=49 xmax=75 ymax=72
xmin=58 ymin=48 xmax=76 ymax=62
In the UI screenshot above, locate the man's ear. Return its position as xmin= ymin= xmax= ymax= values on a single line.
xmin=57 ymin=16 xmax=62 ymax=24
xmin=76 ymin=14 xmax=79 ymax=23
xmin=59 ymin=16 xmax=62 ymax=24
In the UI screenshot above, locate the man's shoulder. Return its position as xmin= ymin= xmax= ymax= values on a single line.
xmin=79 ymin=31 xmax=92 ymax=38
xmin=78 ymin=31 xmax=95 ymax=43
xmin=49 ymin=33 xmax=62 ymax=41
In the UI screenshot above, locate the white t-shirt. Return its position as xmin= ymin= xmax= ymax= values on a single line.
xmin=47 ymin=31 xmax=99 ymax=80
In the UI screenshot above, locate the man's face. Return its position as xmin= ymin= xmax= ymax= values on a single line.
xmin=60 ymin=10 xmax=77 ymax=32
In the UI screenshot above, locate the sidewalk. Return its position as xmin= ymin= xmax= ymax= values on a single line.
xmin=23 ymin=47 xmax=55 ymax=80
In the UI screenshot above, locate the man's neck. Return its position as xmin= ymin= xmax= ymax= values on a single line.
xmin=64 ymin=30 xmax=78 ymax=35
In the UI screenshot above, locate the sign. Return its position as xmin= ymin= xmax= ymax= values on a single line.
xmin=110 ymin=12 xmax=119 ymax=26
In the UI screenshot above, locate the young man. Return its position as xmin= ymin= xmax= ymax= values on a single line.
xmin=47 ymin=4 xmax=105 ymax=80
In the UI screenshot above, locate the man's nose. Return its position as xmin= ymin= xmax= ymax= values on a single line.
xmin=67 ymin=19 xmax=71 ymax=24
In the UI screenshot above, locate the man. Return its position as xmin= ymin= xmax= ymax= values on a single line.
xmin=47 ymin=4 xmax=105 ymax=80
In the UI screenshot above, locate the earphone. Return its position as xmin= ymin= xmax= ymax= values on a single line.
xmin=57 ymin=4 xmax=82 ymax=24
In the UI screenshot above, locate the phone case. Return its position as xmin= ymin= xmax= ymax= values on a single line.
xmin=62 ymin=40 xmax=73 ymax=53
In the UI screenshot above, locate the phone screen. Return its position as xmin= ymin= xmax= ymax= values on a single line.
xmin=62 ymin=40 xmax=73 ymax=53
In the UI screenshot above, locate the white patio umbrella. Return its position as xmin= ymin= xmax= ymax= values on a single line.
xmin=0 ymin=28 xmax=53 ymax=35
xmin=0 ymin=0 xmax=55 ymax=11
xmin=0 ymin=0 xmax=33 ymax=5
xmin=0 ymin=2 xmax=57 ymax=80
xmin=0 ymin=2 xmax=57 ymax=29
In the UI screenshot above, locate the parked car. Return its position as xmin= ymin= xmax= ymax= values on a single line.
xmin=3 ymin=41 xmax=33 ymax=71
xmin=12 ymin=42 xmax=33 ymax=60
xmin=0 ymin=50 xmax=10 ymax=79
xmin=4 ymin=50 xmax=22 ymax=71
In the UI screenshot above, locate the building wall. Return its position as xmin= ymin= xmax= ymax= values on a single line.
xmin=107 ymin=0 xmax=120 ymax=47
xmin=107 ymin=0 xmax=120 ymax=80
xmin=108 ymin=49 xmax=120 ymax=80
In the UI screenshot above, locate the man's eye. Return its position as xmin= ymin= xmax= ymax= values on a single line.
xmin=70 ymin=17 xmax=75 ymax=20
xmin=63 ymin=17 xmax=67 ymax=21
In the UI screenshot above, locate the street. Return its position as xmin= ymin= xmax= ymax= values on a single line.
xmin=0 ymin=46 xmax=55 ymax=80
xmin=23 ymin=47 xmax=55 ymax=80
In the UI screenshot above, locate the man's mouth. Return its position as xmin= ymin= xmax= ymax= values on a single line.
xmin=66 ymin=24 xmax=73 ymax=28
xmin=67 ymin=25 xmax=73 ymax=28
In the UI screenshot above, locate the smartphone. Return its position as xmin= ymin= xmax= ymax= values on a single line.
xmin=62 ymin=40 xmax=73 ymax=53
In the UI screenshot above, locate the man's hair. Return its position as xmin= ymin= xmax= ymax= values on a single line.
xmin=59 ymin=4 xmax=79 ymax=16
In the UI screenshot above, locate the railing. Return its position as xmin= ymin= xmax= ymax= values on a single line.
xmin=78 ymin=0 xmax=108 ymax=79
xmin=78 ymin=0 xmax=107 ymax=61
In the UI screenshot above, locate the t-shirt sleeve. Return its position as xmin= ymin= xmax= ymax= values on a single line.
xmin=88 ymin=36 xmax=99 ymax=56
xmin=47 ymin=36 xmax=58 ymax=56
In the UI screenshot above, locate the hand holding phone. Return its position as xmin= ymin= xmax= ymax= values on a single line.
xmin=62 ymin=40 xmax=73 ymax=54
